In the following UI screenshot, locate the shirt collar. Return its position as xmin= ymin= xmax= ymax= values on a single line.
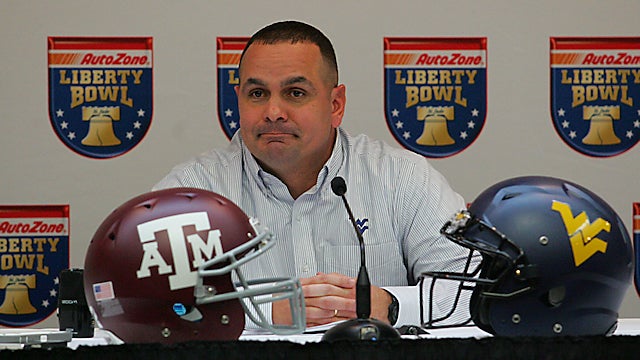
xmin=239 ymin=129 xmax=346 ymax=197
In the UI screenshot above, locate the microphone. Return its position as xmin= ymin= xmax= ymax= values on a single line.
xmin=321 ymin=177 xmax=400 ymax=341
xmin=331 ymin=176 xmax=370 ymax=319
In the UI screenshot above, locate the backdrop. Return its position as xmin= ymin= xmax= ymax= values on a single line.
xmin=1 ymin=0 xmax=638 ymax=329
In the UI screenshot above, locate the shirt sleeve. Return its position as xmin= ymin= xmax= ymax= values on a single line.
xmin=382 ymin=285 xmax=421 ymax=327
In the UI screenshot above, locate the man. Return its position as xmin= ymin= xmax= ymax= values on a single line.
xmin=154 ymin=20 xmax=473 ymax=329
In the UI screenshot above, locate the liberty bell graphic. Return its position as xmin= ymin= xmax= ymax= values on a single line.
xmin=582 ymin=105 xmax=621 ymax=145
xmin=416 ymin=106 xmax=455 ymax=146
xmin=81 ymin=106 xmax=122 ymax=146
xmin=0 ymin=274 xmax=37 ymax=314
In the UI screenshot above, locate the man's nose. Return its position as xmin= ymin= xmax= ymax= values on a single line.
xmin=265 ymin=98 xmax=287 ymax=122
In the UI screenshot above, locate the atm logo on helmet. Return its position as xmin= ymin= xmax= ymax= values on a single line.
xmin=135 ymin=212 xmax=223 ymax=291
xmin=551 ymin=200 xmax=610 ymax=266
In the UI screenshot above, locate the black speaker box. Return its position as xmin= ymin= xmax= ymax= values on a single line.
xmin=57 ymin=268 xmax=94 ymax=338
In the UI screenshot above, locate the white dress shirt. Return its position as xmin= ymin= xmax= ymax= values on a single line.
xmin=153 ymin=127 xmax=474 ymax=328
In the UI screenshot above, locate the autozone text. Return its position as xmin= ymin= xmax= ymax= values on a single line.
xmin=582 ymin=52 xmax=640 ymax=66
xmin=415 ymin=53 xmax=483 ymax=66
xmin=0 ymin=221 xmax=66 ymax=234
xmin=80 ymin=52 xmax=149 ymax=66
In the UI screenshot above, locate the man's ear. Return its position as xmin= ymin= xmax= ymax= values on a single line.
xmin=331 ymin=84 xmax=346 ymax=128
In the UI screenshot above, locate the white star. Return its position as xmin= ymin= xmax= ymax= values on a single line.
xmin=402 ymin=131 xmax=411 ymax=140
xmin=50 ymin=288 xmax=57 ymax=297
xmin=229 ymin=121 xmax=238 ymax=129
xmin=392 ymin=109 xmax=400 ymax=117
xmin=558 ymin=108 xmax=566 ymax=117
xmin=56 ymin=109 xmax=64 ymax=117
xmin=637 ymin=109 xmax=640 ymax=116
xmin=467 ymin=121 xmax=475 ymax=129
xmin=395 ymin=121 xmax=403 ymax=129
xmin=68 ymin=132 xmax=76 ymax=140
xmin=137 ymin=109 xmax=145 ymax=117
xmin=460 ymin=131 xmax=468 ymax=140
xmin=225 ymin=109 xmax=234 ymax=117
xmin=126 ymin=132 xmax=134 ymax=140
xmin=42 ymin=299 xmax=50 ymax=308
xmin=471 ymin=109 xmax=479 ymax=117
xmin=626 ymin=130 xmax=634 ymax=139
xmin=133 ymin=121 xmax=142 ymax=129
xmin=54 ymin=277 xmax=59 ymax=285
xmin=634 ymin=120 xmax=640 ymax=128
xmin=60 ymin=121 xmax=69 ymax=129
xmin=569 ymin=131 xmax=577 ymax=139
xmin=562 ymin=120 xmax=570 ymax=128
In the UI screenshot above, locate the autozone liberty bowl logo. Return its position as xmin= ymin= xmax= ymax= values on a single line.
xmin=0 ymin=205 xmax=69 ymax=327
xmin=550 ymin=37 xmax=640 ymax=157
xmin=217 ymin=37 xmax=248 ymax=140
xmin=384 ymin=37 xmax=487 ymax=158
xmin=48 ymin=37 xmax=153 ymax=159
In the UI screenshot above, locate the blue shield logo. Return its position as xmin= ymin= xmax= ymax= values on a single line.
xmin=48 ymin=37 xmax=153 ymax=159
xmin=0 ymin=205 xmax=70 ymax=327
xmin=384 ymin=38 xmax=487 ymax=158
xmin=550 ymin=37 xmax=640 ymax=157
xmin=217 ymin=37 xmax=248 ymax=139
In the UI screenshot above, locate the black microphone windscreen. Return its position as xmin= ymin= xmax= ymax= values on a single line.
xmin=331 ymin=177 xmax=347 ymax=196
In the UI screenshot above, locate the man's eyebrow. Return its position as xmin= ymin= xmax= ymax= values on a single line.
xmin=282 ymin=76 xmax=317 ymax=92
xmin=243 ymin=78 xmax=266 ymax=87
xmin=282 ymin=76 xmax=309 ymax=87
xmin=241 ymin=76 xmax=315 ymax=91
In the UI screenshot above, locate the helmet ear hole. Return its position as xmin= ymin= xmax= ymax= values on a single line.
xmin=545 ymin=286 xmax=566 ymax=307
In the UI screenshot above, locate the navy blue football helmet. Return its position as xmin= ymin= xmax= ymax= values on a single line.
xmin=423 ymin=176 xmax=633 ymax=336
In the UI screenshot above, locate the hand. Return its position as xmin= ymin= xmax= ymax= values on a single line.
xmin=370 ymin=285 xmax=393 ymax=325
xmin=272 ymin=272 xmax=355 ymax=327
xmin=272 ymin=272 xmax=394 ymax=327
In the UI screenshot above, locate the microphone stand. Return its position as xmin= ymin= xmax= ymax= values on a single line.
xmin=321 ymin=177 xmax=400 ymax=341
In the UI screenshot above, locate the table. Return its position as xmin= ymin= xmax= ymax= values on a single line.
xmin=1 ymin=319 xmax=639 ymax=359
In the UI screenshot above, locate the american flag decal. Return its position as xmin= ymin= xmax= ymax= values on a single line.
xmin=93 ymin=281 xmax=115 ymax=301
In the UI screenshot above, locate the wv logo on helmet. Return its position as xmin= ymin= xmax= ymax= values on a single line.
xmin=135 ymin=212 xmax=223 ymax=291
xmin=552 ymin=201 xmax=610 ymax=266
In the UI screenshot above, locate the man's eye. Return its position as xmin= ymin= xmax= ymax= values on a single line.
xmin=289 ymin=89 xmax=305 ymax=98
xmin=249 ymin=89 xmax=264 ymax=98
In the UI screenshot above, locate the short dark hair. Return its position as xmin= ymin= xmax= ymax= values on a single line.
xmin=239 ymin=20 xmax=339 ymax=85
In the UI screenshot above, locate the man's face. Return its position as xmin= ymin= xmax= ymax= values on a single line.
xmin=235 ymin=42 xmax=345 ymax=175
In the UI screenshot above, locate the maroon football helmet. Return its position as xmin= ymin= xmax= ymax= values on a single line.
xmin=83 ymin=188 xmax=304 ymax=343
